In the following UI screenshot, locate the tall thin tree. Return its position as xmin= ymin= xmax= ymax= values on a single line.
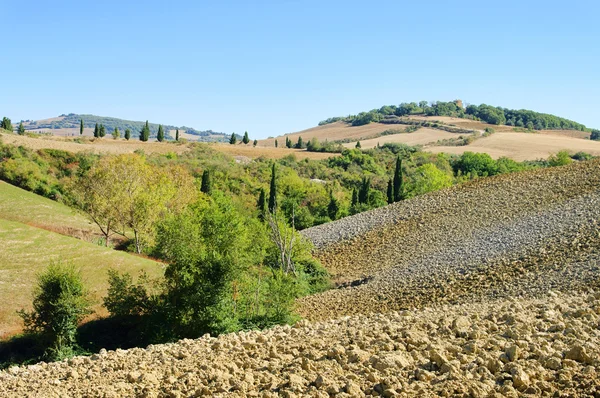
xmin=257 ymin=188 xmax=267 ymax=221
xmin=268 ymin=163 xmax=277 ymax=213
xmin=139 ymin=121 xmax=150 ymax=141
xmin=229 ymin=133 xmax=237 ymax=145
xmin=175 ymin=129 xmax=179 ymax=141
xmin=80 ymin=119 xmax=84 ymax=135
xmin=242 ymin=131 xmax=250 ymax=145
xmin=387 ymin=179 xmax=394 ymax=204
xmin=200 ymin=170 xmax=212 ymax=195
xmin=393 ymin=156 xmax=403 ymax=202
xmin=157 ymin=125 xmax=164 ymax=142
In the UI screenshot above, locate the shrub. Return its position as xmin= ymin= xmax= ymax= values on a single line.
xmin=547 ymin=150 xmax=572 ymax=167
xmin=18 ymin=262 xmax=90 ymax=361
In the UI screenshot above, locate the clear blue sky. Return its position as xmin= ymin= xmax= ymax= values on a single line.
xmin=2 ymin=0 xmax=599 ymax=138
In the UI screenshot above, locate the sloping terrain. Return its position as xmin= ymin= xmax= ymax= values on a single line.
xmin=1 ymin=160 xmax=600 ymax=396
xmin=342 ymin=128 xmax=457 ymax=149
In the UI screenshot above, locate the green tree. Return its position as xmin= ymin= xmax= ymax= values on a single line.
xmin=257 ymin=187 xmax=267 ymax=221
xmin=200 ymin=169 xmax=212 ymax=195
xmin=176 ymin=129 xmax=180 ymax=141
xmin=355 ymin=141 xmax=361 ymax=149
xmin=411 ymin=164 xmax=453 ymax=196
xmin=393 ymin=156 xmax=403 ymax=202
xmin=358 ymin=177 xmax=371 ymax=204
xmin=112 ymin=127 xmax=120 ymax=139
xmin=125 ymin=128 xmax=131 ymax=141
xmin=93 ymin=123 xmax=99 ymax=138
xmin=99 ymin=124 xmax=106 ymax=138
xmin=139 ymin=121 xmax=150 ymax=142
xmin=548 ymin=150 xmax=573 ymax=167
xmin=18 ymin=262 xmax=90 ymax=360
xmin=268 ymin=163 xmax=277 ymax=213
xmin=295 ymin=136 xmax=304 ymax=149
xmin=327 ymin=194 xmax=339 ymax=220
xmin=229 ymin=133 xmax=237 ymax=145
xmin=18 ymin=122 xmax=25 ymax=135
xmin=1 ymin=117 xmax=13 ymax=131
xmin=80 ymin=119 xmax=84 ymax=136
xmin=242 ymin=131 xmax=250 ymax=145
xmin=275 ymin=139 xmax=278 ymax=148
xmin=157 ymin=125 xmax=165 ymax=142
xmin=387 ymin=179 xmax=394 ymax=204
xmin=351 ymin=188 xmax=358 ymax=207
xmin=253 ymin=139 xmax=258 ymax=147
xmin=286 ymin=137 xmax=292 ymax=148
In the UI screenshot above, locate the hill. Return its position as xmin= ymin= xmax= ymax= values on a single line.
xmin=0 ymin=182 xmax=163 ymax=337
xmin=2 ymin=159 xmax=600 ymax=396
xmin=21 ymin=114 xmax=227 ymax=142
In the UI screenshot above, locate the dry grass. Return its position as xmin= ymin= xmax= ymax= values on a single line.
xmin=0 ymin=218 xmax=163 ymax=338
xmin=428 ymin=132 xmax=600 ymax=161
xmin=342 ymin=128 xmax=458 ymax=149
xmin=257 ymin=122 xmax=401 ymax=147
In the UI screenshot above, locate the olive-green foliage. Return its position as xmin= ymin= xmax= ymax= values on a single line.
xmin=547 ymin=150 xmax=573 ymax=167
xmin=242 ymin=131 xmax=250 ymax=145
xmin=200 ymin=169 xmax=212 ymax=195
xmin=591 ymin=130 xmax=600 ymax=141
xmin=18 ymin=262 xmax=90 ymax=361
xmin=1 ymin=117 xmax=13 ymax=131
xmin=139 ymin=121 xmax=150 ymax=142
xmin=124 ymin=128 xmax=131 ymax=140
xmin=229 ymin=133 xmax=237 ymax=145
xmin=18 ymin=122 xmax=25 ymax=135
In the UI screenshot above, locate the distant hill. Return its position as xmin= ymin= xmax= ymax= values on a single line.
xmin=22 ymin=113 xmax=228 ymax=142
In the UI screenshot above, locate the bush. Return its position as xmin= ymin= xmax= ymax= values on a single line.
xmin=547 ymin=150 xmax=572 ymax=167
xmin=18 ymin=262 xmax=90 ymax=361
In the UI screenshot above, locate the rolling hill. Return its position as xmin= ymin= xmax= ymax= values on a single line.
xmin=21 ymin=114 xmax=228 ymax=142
xmin=0 ymin=182 xmax=163 ymax=337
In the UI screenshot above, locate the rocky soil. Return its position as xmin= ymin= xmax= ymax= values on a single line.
xmin=2 ymin=160 xmax=600 ymax=397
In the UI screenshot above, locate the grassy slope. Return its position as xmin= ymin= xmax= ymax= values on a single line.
xmin=0 ymin=182 xmax=163 ymax=338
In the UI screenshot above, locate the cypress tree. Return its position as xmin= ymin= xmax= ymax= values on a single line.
xmin=99 ymin=124 xmax=106 ymax=137
xmin=253 ymin=139 xmax=258 ymax=147
xmin=327 ymin=194 xmax=339 ymax=221
xmin=125 ymin=128 xmax=131 ymax=140
xmin=80 ymin=119 xmax=84 ymax=135
xmin=200 ymin=170 xmax=212 ymax=195
xmin=1 ymin=117 xmax=13 ymax=131
xmin=93 ymin=123 xmax=99 ymax=138
xmin=275 ymin=139 xmax=278 ymax=148
xmin=157 ymin=125 xmax=164 ymax=142
xmin=351 ymin=188 xmax=358 ymax=207
xmin=242 ymin=131 xmax=250 ymax=144
xmin=18 ymin=122 xmax=25 ymax=135
xmin=139 ymin=121 xmax=150 ymax=141
xmin=295 ymin=136 xmax=303 ymax=149
xmin=358 ymin=177 xmax=370 ymax=204
xmin=112 ymin=127 xmax=120 ymax=139
xmin=229 ymin=133 xmax=237 ymax=145
xmin=268 ymin=163 xmax=277 ymax=213
xmin=286 ymin=137 xmax=292 ymax=148
xmin=387 ymin=179 xmax=394 ymax=204
xmin=355 ymin=141 xmax=361 ymax=149
xmin=393 ymin=156 xmax=403 ymax=202
xmin=175 ymin=129 xmax=179 ymax=141
xmin=257 ymin=188 xmax=267 ymax=221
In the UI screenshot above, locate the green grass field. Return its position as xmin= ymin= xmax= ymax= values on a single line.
xmin=0 ymin=182 xmax=164 ymax=338
xmin=0 ymin=181 xmax=98 ymax=239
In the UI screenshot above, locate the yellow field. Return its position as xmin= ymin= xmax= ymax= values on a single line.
xmin=213 ymin=143 xmax=335 ymax=160
xmin=429 ymin=132 xmax=600 ymax=160
xmin=342 ymin=128 xmax=457 ymax=149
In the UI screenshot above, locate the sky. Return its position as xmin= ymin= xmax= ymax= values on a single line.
xmin=1 ymin=0 xmax=599 ymax=138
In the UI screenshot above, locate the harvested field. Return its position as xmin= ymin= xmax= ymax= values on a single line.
xmin=1 ymin=292 xmax=599 ymax=397
xmin=429 ymin=132 xmax=600 ymax=160
xmin=209 ymin=143 xmax=335 ymax=160
xmin=342 ymin=128 xmax=458 ymax=149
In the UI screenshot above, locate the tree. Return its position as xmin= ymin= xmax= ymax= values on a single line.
xmin=358 ymin=177 xmax=371 ymax=204
xmin=139 ymin=121 xmax=150 ymax=142
xmin=275 ymin=139 xmax=278 ymax=148
xmin=257 ymin=187 xmax=267 ymax=221
xmin=18 ymin=262 xmax=90 ymax=360
xmin=18 ymin=122 xmax=25 ymax=135
xmin=393 ymin=156 xmax=403 ymax=202
xmin=253 ymin=139 xmax=258 ymax=147
xmin=229 ymin=133 xmax=237 ymax=145
xmin=295 ymin=136 xmax=304 ymax=149
xmin=591 ymin=130 xmax=600 ymax=141
xmin=1 ymin=117 xmax=13 ymax=131
xmin=268 ymin=163 xmax=277 ymax=213
xmin=419 ymin=101 xmax=429 ymax=111
xmin=351 ymin=188 xmax=358 ymax=207
xmin=355 ymin=141 xmax=361 ymax=149
xmin=242 ymin=131 xmax=250 ymax=145
xmin=125 ymin=128 xmax=131 ymax=141
xmin=411 ymin=164 xmax=453 ymax=196
xmin=200 ymin=169 xmax=212 ymax=195
xmin=80 ymin=119 xmax=84 ymax=135
xmin=387 ymin=179 xmax=394 ymax=204
xmin=286 ymin=137 xmax=292 ymax=148
xmin=112 ymin=127 xmax=120 ymax=139
xmin=157 ymin=125 xmax=164 ymax=142
xmin=327 ymin=194 xmax=339 ymax=220
xmin=99 ymin=124 xmax=106 ymax=138
xmin=72 ymin=154 xmax=196 ymax=253
xmin=93 ymin=123 xmax=99 ymax=138
xmin=176 ymin=129 xmax=180 ymax=141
